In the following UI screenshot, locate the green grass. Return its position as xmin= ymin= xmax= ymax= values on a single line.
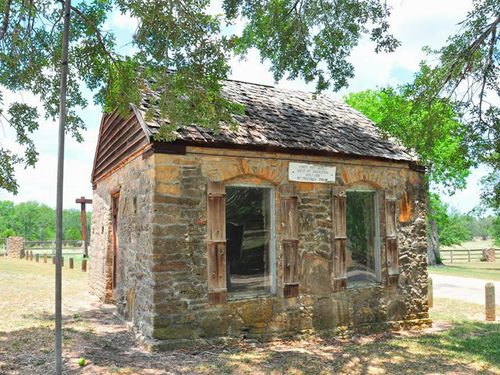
xmin=430 ymin=297 xmax=486 ymax=321
xmin=429 ymin=261 xmax=500 ymax=281
xmin=0 ymin=258 xmax=88 ymax=332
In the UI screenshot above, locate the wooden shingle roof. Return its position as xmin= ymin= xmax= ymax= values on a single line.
xmin=135 ymin=79 xmax=414 ymax=162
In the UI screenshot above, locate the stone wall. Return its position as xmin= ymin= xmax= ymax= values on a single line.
xmin=144 ymin=147 xmax=429 ymax=349
xmin=89 ymin=153 xmax=156 ymax=338
xmin=482 ymin=248 xmax=496 ymax=262
xmin=6 ymin=236 xmax=24 ymax=258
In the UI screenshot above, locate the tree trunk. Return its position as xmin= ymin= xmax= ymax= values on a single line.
xmin=427 ymin=217 xmax=440 ymax=265
xmin=426 ymin=185 xmax=441 ymax=265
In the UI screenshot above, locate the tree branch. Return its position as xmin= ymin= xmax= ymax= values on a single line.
xmin=55 ymin=0 xmax=117 ymax=66
xmin=478 ymin=24 xmax=497 ymax=123
xmin=0 ymin=0 xmax=12 ymax=39
xmin=441 ymin=16 xmax=500 ymax=91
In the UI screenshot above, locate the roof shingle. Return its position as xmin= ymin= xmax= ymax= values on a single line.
xmin=137 ymin=79 xmax=414 ymax=162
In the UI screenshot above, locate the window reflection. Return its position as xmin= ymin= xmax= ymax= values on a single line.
xmin=226 ymin=186 xmax=271 ymax=294
xmin=346 ymin=191 xmax=377 ymax=286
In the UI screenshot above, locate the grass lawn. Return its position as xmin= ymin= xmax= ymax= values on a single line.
xmin=429 ymin=261 xmax=500 ymax=281
xmin=1 ymin=258 xmax=499 ymax=374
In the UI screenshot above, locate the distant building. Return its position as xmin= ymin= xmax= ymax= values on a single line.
xmin=89 ymin=80 xmax=430 ymax=350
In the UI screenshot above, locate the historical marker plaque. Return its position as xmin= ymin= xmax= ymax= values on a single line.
xmin=288 ymin=162 xmax=336 ymax=183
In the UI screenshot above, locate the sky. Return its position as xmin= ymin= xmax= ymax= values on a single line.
xmin=0 ymin=0 xmax=489 ymax=213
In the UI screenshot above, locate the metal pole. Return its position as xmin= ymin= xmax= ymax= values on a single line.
xmin=55 ymin=0 xmax=72 ymax=373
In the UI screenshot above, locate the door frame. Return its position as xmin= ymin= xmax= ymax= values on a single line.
xmin=111 ymin=191 xmax=120 ymax=292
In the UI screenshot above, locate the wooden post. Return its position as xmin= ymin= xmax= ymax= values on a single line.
xmin=69 ymin=258 xmax=74 ymax=269
xmin=485 ymin=283 xmax=496 ymax=321
xmin=36 ymin=253 xmax=39 ymax=263
xmin=468 ymin=249 xmax=471 ymax=262
xmin=52 ymin=256 xmax=56 ymax=264
xmin=81 ymin=258 xmax=87 ymax=272
xmin=281 ymin=184 xmax=299 ymax=297
xmin=450 ymin=250 xmax=453 ymax=263
xmin=61 ymin=256 xmax=64 ymax=267
xmin=29 ymin=251 xmax=33 ymax=261
xmin=428 ymin=277 xmax=433 ymax=308
xmin=75 ymin=197 xmax=92 ymax=258
xmin=44 ymin=254 xmax=47 ymax=263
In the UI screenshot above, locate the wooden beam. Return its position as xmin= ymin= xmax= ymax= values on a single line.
xmin=75 ymin=196 xmax=92 ymax=257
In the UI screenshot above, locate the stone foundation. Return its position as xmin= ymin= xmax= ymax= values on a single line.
xmin=6 ymin=237 xmax=24 ymax=258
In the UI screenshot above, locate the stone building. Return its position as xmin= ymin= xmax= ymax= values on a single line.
xmin=89 ymin=80 xmax=430 ymax=349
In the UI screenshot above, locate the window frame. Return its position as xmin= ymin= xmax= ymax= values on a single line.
xmin=224 ymin=183 xmax=277 ymax=297
xmin=345 ymin=186 xmax=382 ymax=286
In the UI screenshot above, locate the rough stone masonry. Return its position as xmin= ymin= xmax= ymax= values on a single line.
xmin=6 ymin=236 xmax=24 ymax=259
xmin=89 ymin=145 xmax=430 ymax=350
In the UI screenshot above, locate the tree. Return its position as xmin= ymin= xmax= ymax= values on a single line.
xmin=345 ymin=89 xmax=474 ymax=192
xmin=0 ymin=200 xmax=15 ymax=237
xmin=13 ymin=201 xmax=43 ymax=240
xmin=0 ymin=200 xmax=89 ymax=241
xmin=428 ymin=194 xmax=472 ymax=247
xmin=345 ymin=88 xmax=473 ymax=264
xmin=62 ymin=209 xmax=89 ymax=240
xmin=467 ymin=215 xmax=494 ymax=240
xmin=492 ymin=216 xmax=500 ymax=246
xmin=400 ymin=0 xmax=499 ymax=209
xmin=344 ymin=0 xmax=500 ymax=262
xmin=0 ymin=0 xmax=400 ymax=193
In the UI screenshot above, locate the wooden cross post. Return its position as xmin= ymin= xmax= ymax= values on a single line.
xmin=76 ymin=196 xmax=92 ymax=258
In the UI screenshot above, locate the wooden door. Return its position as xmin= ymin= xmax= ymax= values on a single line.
xmin=111 ymin=193 xmax=120 ymax=290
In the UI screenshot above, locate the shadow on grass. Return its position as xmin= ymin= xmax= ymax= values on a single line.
xmin=414 ymin=321 xmax=500 ymax=366
xmin=257 ymin=322 xmax=499 ymax=375
xmin=1 ymin=311 xmax=499 ymax=374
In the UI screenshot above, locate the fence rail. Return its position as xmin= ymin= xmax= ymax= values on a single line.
xmin=23 ymin=240 xmax=84 ymax=256
xmin=441 ymin=248 xmax=499 ymax=263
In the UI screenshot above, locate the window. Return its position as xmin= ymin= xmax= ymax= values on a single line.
xmin=225 ymin=186 xmax=274 ymax=295
xmin=346 ymin=190 xmax=380 ymax=286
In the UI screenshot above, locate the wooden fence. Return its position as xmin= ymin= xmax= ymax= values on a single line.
xmin=441 ymin=248 xmax=499 ymax=263
xmin=24 ymin=240 xmax=84 ymax=258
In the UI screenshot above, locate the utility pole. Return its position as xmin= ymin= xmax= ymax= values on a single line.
xmin=55 ymin=0 xmax=72 ymax=373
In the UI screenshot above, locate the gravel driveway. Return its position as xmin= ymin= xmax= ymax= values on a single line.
xmin=430 ymin=274 xmax=500 ymax=305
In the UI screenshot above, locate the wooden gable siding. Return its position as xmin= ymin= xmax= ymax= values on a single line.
xmin=92 ymin=110 xmax=150 ymax=185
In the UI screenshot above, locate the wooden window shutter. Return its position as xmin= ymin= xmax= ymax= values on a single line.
xmin=385 ymin=192 xmax=399 ymax=285
xmin=207 ymin=181 xmax=227 ymax=304
xmin=332 ymin=187 xmax=347 ymax=291
xmin=280 ymin=184 xmax=299 ymax=297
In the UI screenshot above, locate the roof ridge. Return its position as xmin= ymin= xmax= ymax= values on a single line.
xmin=223 ymin=78 xmax=349 ymax=105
